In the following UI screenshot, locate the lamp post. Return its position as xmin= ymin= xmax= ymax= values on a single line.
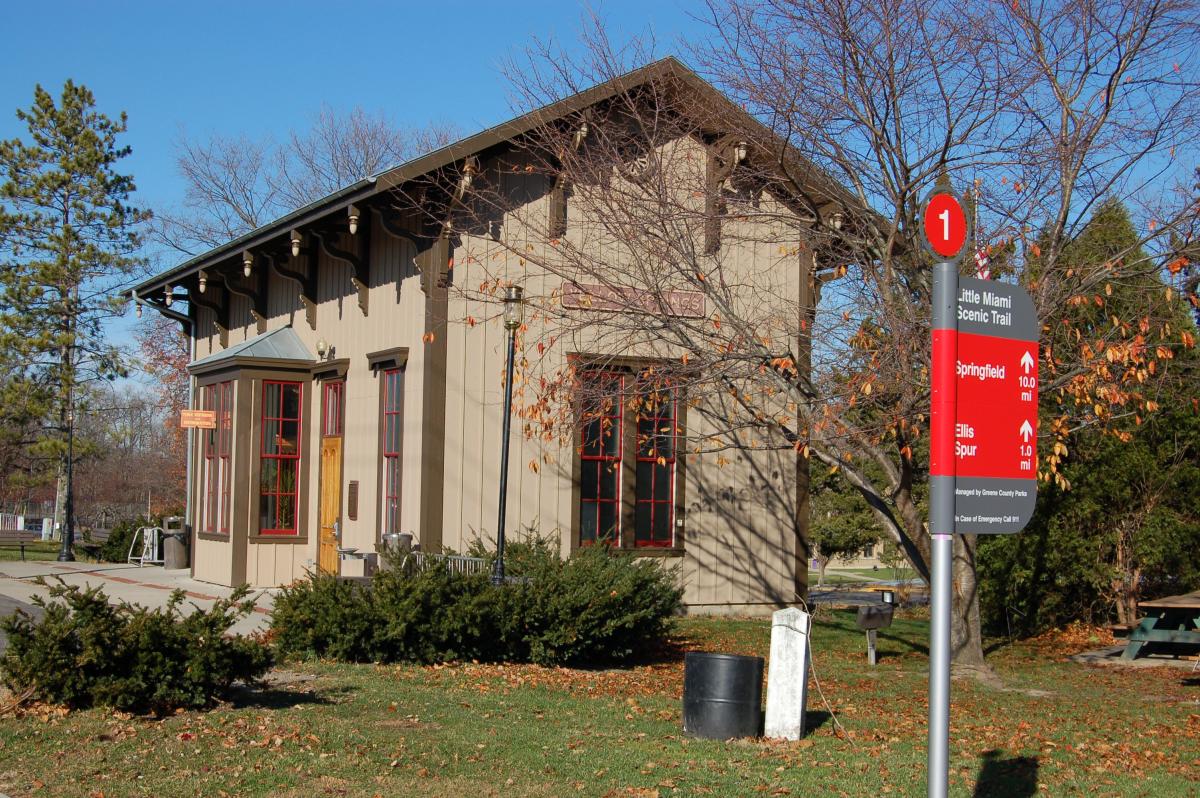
xmin=493 ymin=284 xmax=524 ymax=586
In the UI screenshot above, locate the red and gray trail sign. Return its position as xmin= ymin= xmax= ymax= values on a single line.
xmin=935 ymin=278 xmax=1039 ymax=533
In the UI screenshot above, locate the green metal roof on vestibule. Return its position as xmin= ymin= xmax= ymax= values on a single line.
xmin=187 ymin=325 xmax=314 ymax=373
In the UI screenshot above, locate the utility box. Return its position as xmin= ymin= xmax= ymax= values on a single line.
xmin=162 ymin=516 xmax=189 ymax=570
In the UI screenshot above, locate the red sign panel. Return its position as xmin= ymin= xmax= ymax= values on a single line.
xmin=953 ymin=332 xmax=1038 ymax=479
xmin=922 ymin=191 xmax=969 ymax=260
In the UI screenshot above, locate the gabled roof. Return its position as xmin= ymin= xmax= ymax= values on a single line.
xmin=188 ymin=325 xmax=313 ymax=373
xmin=136 ymin=56 xmax=861 ymax=297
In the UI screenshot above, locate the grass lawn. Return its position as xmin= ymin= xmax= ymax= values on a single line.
xmin=1 ymin=610 xmax=1196 ymax=797
xmin=0 ymin=541 xmax=62 ymax=562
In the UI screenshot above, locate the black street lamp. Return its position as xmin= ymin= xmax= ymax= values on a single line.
xmin=493 ymin=284 xmax=524 ymax=586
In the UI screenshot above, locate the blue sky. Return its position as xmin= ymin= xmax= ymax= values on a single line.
xmin=0 ymin=1 xmax=708 ymax=365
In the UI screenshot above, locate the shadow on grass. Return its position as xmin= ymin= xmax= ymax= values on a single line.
xmin=804 ymin=710 xmax=832 ymax=734
xmin=876 ymin=630 xmax=928 ymax=657
xmin=224 ymin=683 xmax=355 ymax=711
xmin=972 ymin=749 xmax=1038 ymax=797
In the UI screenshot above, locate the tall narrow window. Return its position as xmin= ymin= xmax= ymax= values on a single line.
xmin=260 ymin=381 xmax=302 ymax=535
xmin=218 ymin=381 xmax=232 ymax=533
xmin=202 ymin=381 xmax=233 ymax=535
xmin=634 ymin=384 xmax=676 ymax=547
xmin=579 ymin=371 xmax=623 ymax=545
xmin=202 ymin=384 xmax=218 ymax=534
xmin=381 ymin=368 xmax=403 ymax=536
xmin=322 ymin=380 xmax=344 ymax=437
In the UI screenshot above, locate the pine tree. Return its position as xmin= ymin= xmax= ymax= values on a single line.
xmin=0 ymin=81 xmax=148 ymax=559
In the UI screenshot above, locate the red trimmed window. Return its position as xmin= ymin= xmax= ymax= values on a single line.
xmin=634 ymin=385 xmax=677 ymax=547
xmin=579 ymin=371 xmax=623 ymax=545
xmin=259 ymin=381 xmax=302 ymax=535
xmin=382 ymin=368 xmax=403 ymax=535
xmin=218 ymin=381 xmax=232 ymax=533
xmin=322 ymin=380 xmax=344 ymax=437
xmin=202 ymin=381 xmax=233 ymax=535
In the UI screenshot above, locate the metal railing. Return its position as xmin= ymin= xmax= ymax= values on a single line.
xmin=400 ymin=550 xmax=487 ymax=577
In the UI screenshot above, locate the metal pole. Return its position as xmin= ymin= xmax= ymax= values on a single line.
xmin=928 ymin=260 xmax=959 ymax=798
xmin=492 ymin=327 xmax=517 ymax=586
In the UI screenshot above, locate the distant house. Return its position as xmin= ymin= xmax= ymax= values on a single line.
xmin=132 ymin=58 xmax=860 ymax=614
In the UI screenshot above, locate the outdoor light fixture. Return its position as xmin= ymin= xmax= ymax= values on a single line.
xmin=198 ymin=271 xmax=207 ymax=294
xmin=348 ymin=213 xmax=359 ymax=235
xmin=243 ymin=252 xmax=254 ymax=277
xmin=290 ymin=231 xmax=303 ymax=257
xmin=502 ymin=285 xmax=525 ymax=330
xmin=164 ymin=286 xmax=173 ymax=307
xmin=136 ymin=300 xmax=142 ymax=318
xmin=572 ymin=122 xmax=589 ymax=150
xmin=459 ymin=159 xmax=479 ymax=196
xmin=315 ymin=338 xmax=330 ymax=360
xmin=733 ymin=141 xmax=748 ymax=164
xmin=831 ymin=211 xmax=845 ymax=231
xmin=493 ymin=283 xmax=526 ymax=586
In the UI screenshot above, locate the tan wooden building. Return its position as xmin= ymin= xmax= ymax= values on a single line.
xmin=133 ymin=58 xmax=857 ymax=614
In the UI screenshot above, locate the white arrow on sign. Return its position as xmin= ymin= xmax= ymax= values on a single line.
xmin=1019 ymin=420 xmax=1034 ymax=442
xmin=1020 ymin=351 xmax=1035 ymax=374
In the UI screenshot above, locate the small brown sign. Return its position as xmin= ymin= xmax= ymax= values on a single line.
xmin=180 ymin=409 xmax=217 ymax=429
xmin=561 ymin=282 xmax=706 ymax=318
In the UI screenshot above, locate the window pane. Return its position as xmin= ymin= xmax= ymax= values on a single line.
xmin=277 ymin=494 xmax=295 ymax=531
xmin=277 ymin=459 xmax=297 ymax=494
xmin=264 ymin=383 xmax=280 ymax=418
xmin=653 ymin=502 xmax=672 ymax=541
xmin=260 ymin=459 xmax=278 ymax=493
xmin=580 ymin=460 xmax=599 ymax=499
xmin=282 ymin=384 xmax=301 ymax=418
xmin=636 ymin=460 xmax=652 ymax=496
xmin=635 ymin=501 xmax=651 ymax=539
xmin=599 ymin=463 xmax=619 ymax=500
xmin=580 ymin=507 xmax=597 ymax=544
xmin=654 ymin=463 xmax=672 ymax=501
xmin=263 ymin=420 xmax=280 ymax=455
xmin=598 ymin=502 xmax=619 ymax=543
xmin=281 ymin=420 xmax=299 ymax=453
xmin=259 ymin=493 xmax=277 ymax=532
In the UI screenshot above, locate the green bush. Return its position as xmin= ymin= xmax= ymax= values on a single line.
xmin=99 ymin=516 xmax=147 ymax=562
xmin=514 ymin=545 xmax=684 ymax=666
xmin=270 ymin=572 xmax=381 ymax=661
xmin=270 ymin=544 xmax=683 ymax=667
xmin=1 ymin=580 xmax=273 ymax=714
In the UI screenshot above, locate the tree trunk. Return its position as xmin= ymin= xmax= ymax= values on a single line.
xmin=951 ymin=534 xmax=988 ymax=668
xmin=52 ymin=466 xmax=67 ymax=542
xmin=794 ymin=449 xmax=811 ymax=601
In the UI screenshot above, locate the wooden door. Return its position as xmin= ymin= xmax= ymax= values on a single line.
xmin=318 ymin=437 xmax=342 ymax=574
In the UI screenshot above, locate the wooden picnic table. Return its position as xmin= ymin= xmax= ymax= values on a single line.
xmin=1121 ymin=590 xmax=1200 ymax=660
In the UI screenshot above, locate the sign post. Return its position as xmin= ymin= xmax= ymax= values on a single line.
xmin=923 ymin=189 xmax=1038 ymax=798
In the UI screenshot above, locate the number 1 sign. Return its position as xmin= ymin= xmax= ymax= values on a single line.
xmin=921 ymin=190 xmax=970 ymax=261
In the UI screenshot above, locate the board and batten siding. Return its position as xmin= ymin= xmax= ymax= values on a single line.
xmin=190 ymin=227 xmax=428 ymax=587
xmin=438 ymin=134 xmax=810 ymax=612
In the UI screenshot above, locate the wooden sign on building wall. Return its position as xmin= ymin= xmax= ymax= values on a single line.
xmin=561 ymin=282 xmax=706 ymax=319
xmin=180 ymin=409 xmax=217 ymax=429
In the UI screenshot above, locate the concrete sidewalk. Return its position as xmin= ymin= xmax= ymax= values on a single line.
xmin=0 ymin=560 xmax=275 ymax=641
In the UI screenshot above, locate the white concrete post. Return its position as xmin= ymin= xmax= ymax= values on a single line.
xmin=764 ymin=606 xmax=812 ymax=740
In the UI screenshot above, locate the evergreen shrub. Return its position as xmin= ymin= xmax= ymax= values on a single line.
xmin=270 ymin=544 xmax=682 ymax=667
xmin=1 ymin=580 xmax=273 ymax=714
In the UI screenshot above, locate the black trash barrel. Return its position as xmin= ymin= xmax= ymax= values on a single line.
xmin=682 ymin=651 xmax=764 ymax=740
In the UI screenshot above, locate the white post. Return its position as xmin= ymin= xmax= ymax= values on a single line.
xmin=764 ymin=607 xmax=812 ymax=740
